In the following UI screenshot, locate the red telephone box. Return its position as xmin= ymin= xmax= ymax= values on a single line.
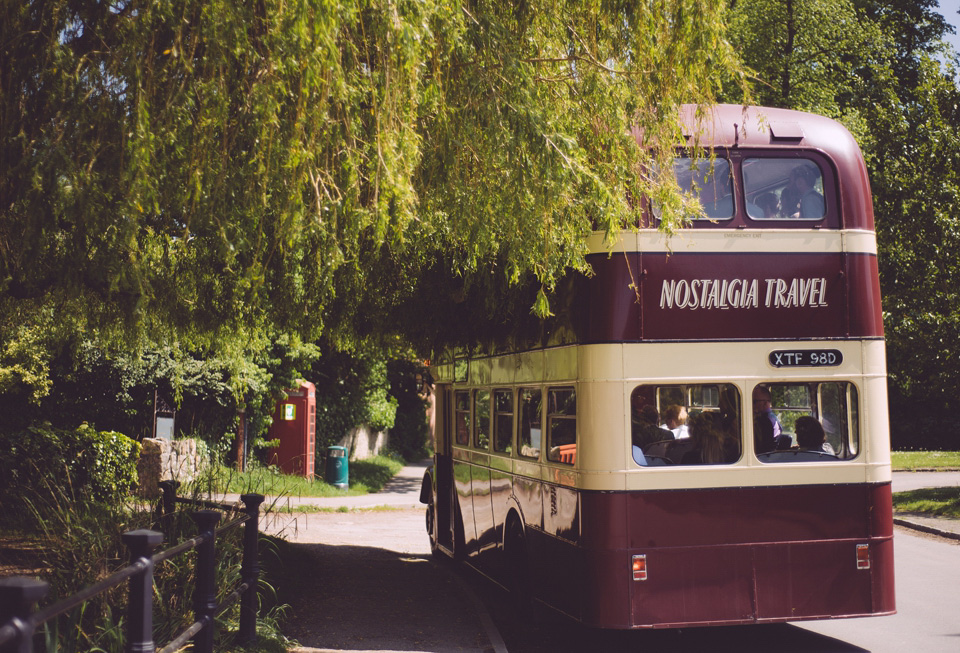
xmin=267 ymin=380 xmax=316 ymax=478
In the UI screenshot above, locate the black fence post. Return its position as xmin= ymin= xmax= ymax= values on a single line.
xmin=0 ymin=577 xmax=48 ymax=653
xmin=122 ymin=529 xmax=163 ymax=653
xmin=157 ymin=480 xmax=180 ymax=534
xmin=190 ymin=510 xmax=221 ymax=653
xmin=238 ymin=493 xmax=265 ymax=645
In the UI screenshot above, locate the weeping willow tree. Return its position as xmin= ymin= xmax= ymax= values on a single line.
xmin=1 ymin=0 xmax=748 ymax=400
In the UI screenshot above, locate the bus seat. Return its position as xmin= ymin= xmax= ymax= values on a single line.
xmin=557 ymin=443 xmax=577 ymax=464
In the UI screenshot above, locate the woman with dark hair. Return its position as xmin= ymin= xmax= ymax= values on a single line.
xmin=682 ymin=412 xmax=729 ymax=465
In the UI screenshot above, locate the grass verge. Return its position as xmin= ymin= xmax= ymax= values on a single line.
xmin=214 ymin=454 xmax=405 ymax=497
xmin=892 ymin=487 xmax=960 ymax=519
xmin=891 ymin=451 xmax=960 ymax=471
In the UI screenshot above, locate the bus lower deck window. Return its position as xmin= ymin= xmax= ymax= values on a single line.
xmin=631 ymin=384 xmax=742 ymax=466
xmin=755 ymin=382 xmax=860 ymax=463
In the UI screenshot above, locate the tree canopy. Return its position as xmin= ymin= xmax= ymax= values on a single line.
xmin=2 ymin=0 xmax=748 ymax=406
xmin=725 ymin=0 xmax=960 ymax=448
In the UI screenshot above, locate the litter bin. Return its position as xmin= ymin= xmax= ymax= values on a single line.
xmin=325 ymin=446 xmax=349 ymax=489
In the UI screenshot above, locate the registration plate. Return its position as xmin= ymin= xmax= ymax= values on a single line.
xmin=768 ymin=349 xmax=843 ymax=367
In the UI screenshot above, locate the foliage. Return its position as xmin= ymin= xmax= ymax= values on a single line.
xmin=309 ymin=341 xmax=397 ymax=451
xmin=724 ymin=0 xmax=960 ymax=449
xmin=386 ymin=358 xmax=432 ymax=461
xmin=1 ymin=2 xmax=748 ymax=389
xmin=5 ymin=463 xmax=292 ymax=652
xmin=892 ymin=487 xmax=960 ymax=519
xmin=0 ymin=424 xmax=140 ymax=518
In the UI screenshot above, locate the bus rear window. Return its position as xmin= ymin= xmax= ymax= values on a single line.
xmin=754 ymin=382 xmax=859 ymax=463
xmin=671 ymin=156 xmax=734 ymax=220
xmin=743 ymin=158 xmax=827 ymax=220
xmin=630 ymin=384 xmax=742 ymax=466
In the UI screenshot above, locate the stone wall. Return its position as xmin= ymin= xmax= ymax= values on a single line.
xmin=339 ymin=425 xmax=389 ymax=459
xmin=137 ymin=438 xmax=202 ymax=498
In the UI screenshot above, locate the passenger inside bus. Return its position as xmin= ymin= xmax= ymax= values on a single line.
xmin=753 ymin=385 xmax=784 ymax=453
xmin=792 ymin=165 xmax=825 ymax=219
xmin=660 ymin=404 xmax=690 ymax=439
xmin=632 ymin=403 xmax=674 ymax=448
xmin=795 ymin=416 xmax=837 ymax=455
xmin=755 ymin=192 xmax=779 ymax=219
xmin=680 ymin=411 xmax=737 ymax=465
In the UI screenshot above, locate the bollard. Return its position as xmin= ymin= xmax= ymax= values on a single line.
xmin=190 ymin=510 xmax=221 ymax=653
xmin=0 ymin=577 xmax=49 ymax=653
xmin=122 ymin=529 xmax=164 ymax=653
xmin=238 ymin=494 xmax=265 ymax=645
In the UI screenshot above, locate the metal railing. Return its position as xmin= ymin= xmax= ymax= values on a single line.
xmin=0 ymin=490 xmax=265 ymax=653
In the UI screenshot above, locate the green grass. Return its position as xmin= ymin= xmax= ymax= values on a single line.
xmin=891 ymin=451 xmax=960 ymax=471
xmin=213 ymin=454 xmax=405 ymax=497
xmin=892 ymin=487 xmax=960 ymax=519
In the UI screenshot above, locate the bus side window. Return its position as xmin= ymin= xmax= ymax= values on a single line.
xmin=546 ymin=387 xmax=577 ymax=465
xmin=455 ymin=390 xmax=470 ymax=446
xmin=474 ymin=389 xmax=490 ymax=450
xmin=493 ymin=389 xmax=513 ymax=454
xmin=518 ymin=388 xmax=542 ymax=460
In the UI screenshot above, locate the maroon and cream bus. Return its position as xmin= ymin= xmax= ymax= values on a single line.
xmin=419 ymin=104 xmax=895 ymax=629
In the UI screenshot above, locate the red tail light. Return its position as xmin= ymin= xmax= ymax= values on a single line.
xmin=632 ymin=554 xmax=648 ymax=581
xmin=856 ymin=543 xmax=870 ymax=570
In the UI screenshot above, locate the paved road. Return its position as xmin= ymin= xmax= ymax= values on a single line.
xmin=268 ymin=467 xmax=959 ymax=653
xmin=891 ymin=470 xmax=960 ymax=492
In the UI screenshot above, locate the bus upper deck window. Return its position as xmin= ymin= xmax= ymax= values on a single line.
xmin=676 ymin=156 xmax=734 ymax=220
xmin=654 ymin=156 xmax=735 ymax=222
xmin=743 ymin=158 xmax=827 ymax=220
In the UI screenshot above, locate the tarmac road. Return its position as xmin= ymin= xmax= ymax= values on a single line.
xmin=263 ymin=464 xmax=959 ymax=653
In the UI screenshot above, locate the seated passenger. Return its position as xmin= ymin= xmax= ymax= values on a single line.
xmin=796 ymin=166 xmax=825 ymax=218
xmin=633 ymin=404 xmax=674 ymax=449
xmin=754 ymin=192 xmax=779 ymax=219
xmin=660 ymin=404 xmax=689 ymax=439
xmin=795 ymin=416 xmax=836 ymax=455
xmin=681 ymin=412 xmax=729 ymax=465
xmin=752 ymin=386 xmax=783 ymax=454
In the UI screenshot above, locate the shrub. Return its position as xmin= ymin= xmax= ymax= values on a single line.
xmin=0 ymin=423 xmax=140 ymax=521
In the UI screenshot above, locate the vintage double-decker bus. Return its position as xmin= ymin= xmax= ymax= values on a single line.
xmin=419 ymin=104 xmax=894 ymax=629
